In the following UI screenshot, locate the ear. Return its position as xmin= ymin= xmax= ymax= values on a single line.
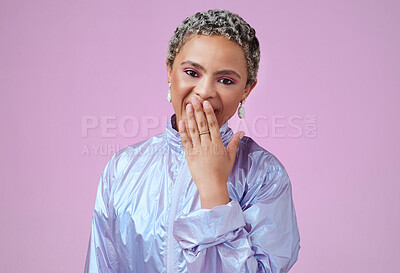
xmin=166 ymin=60 xmax=172 ymax=83
xmin=242 ymin=79 xmax=257 ymax=101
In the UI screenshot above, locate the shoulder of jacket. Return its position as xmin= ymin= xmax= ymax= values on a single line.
xmin=231 ymin=136 xmax=291 ymax=206
xmin=238 ymin=136 xmax=289 ymax=184
xmin=102 ymin=132 xmax=166 ymax=184
xmin=238 ymin=136 xmax=280 ymax=169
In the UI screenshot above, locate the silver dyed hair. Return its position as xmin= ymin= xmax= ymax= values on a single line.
xmin=167 ymin=9 xmax=260 ymax=86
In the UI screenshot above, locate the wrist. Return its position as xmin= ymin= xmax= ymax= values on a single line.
xmin=199 ymin=185 xmax=230 ymax=209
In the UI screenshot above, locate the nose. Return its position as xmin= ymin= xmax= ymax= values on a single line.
xmin=194 ymin=77 xmax=216 ymax=101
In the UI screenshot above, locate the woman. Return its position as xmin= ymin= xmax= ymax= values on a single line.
xmin=85 ymin=9 xmax=300 ymax=273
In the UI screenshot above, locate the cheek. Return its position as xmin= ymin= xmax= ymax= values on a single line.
xmin=171 ymin=74 xmax=194 ymax=98
xmin=221 ymin=94 xmax=241 ymax=112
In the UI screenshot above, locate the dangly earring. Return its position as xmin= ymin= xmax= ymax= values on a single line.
xmin=167 ymin=82 xmax=171 ymax=102
xmin=238 ymin=99 xmax=246 ymax=119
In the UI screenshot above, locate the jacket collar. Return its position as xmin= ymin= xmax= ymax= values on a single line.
xmin=166 ymin=114 xmax=233 ymax=154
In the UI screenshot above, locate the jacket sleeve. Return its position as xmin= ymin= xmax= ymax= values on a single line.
xmin=173 ymin=158 xmax=300 ymax=273
xmin=84 ymin=155 xmax=121 ymax=273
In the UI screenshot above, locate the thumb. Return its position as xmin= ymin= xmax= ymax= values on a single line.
xmin=226 ymin=131 xmax=244 ymax=161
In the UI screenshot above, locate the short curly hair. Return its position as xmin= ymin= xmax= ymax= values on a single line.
xmin=166 ymin=9 xmax=260 ymax=86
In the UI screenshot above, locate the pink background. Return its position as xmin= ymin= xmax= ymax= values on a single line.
xmin=1 ymin=0 xmax=399 ymax=272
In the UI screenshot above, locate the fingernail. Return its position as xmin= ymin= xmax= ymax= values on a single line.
xmin=203 ymin=101 xmax=211 ymax=109
xmin=239 ymin=132 xmax=245 ymax=139
xmin=186 ymin=104 xmax=193 ymax=112
xmin=191 ymin=97 xmax=199 ymax=106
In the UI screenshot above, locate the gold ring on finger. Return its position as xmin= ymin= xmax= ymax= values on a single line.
xmin=199 ymin=130 xmax=210 ymax=135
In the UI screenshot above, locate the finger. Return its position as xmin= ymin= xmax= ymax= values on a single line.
xmin=226 ymin=131 xmax=245 ymax=162
xmin=202 ymin=100 xmax=221 ymax=143
xmin=192 ymin=97 xmax=211 ymax=141
xmin=186 ymin=103 xmax=201 ymax=146
xmin=184 ymin=119 xmax=193 ymax=145
xmin=178 ymin=119 xmax=193 ymax=151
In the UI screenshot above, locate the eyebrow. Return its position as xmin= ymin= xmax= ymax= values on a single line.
xmin=181 ymin=61 xmax=242 ymax=79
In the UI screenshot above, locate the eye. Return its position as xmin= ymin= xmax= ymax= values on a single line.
xmin=184 ymin=69 xmax=199 ymax=77
xmin=218 ymin=78 xmax=235 ymax=85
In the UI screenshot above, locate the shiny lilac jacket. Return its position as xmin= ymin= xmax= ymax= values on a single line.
xmin=84 ymin=114 xmax=300 ymax=273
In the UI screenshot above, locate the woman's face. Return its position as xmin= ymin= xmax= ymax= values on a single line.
xmin=167 ymin=35 xmax=257 ymax=130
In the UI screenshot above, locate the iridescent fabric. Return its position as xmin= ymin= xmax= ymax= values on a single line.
xmin=85 ymin=114 xmax=300 ymax=272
